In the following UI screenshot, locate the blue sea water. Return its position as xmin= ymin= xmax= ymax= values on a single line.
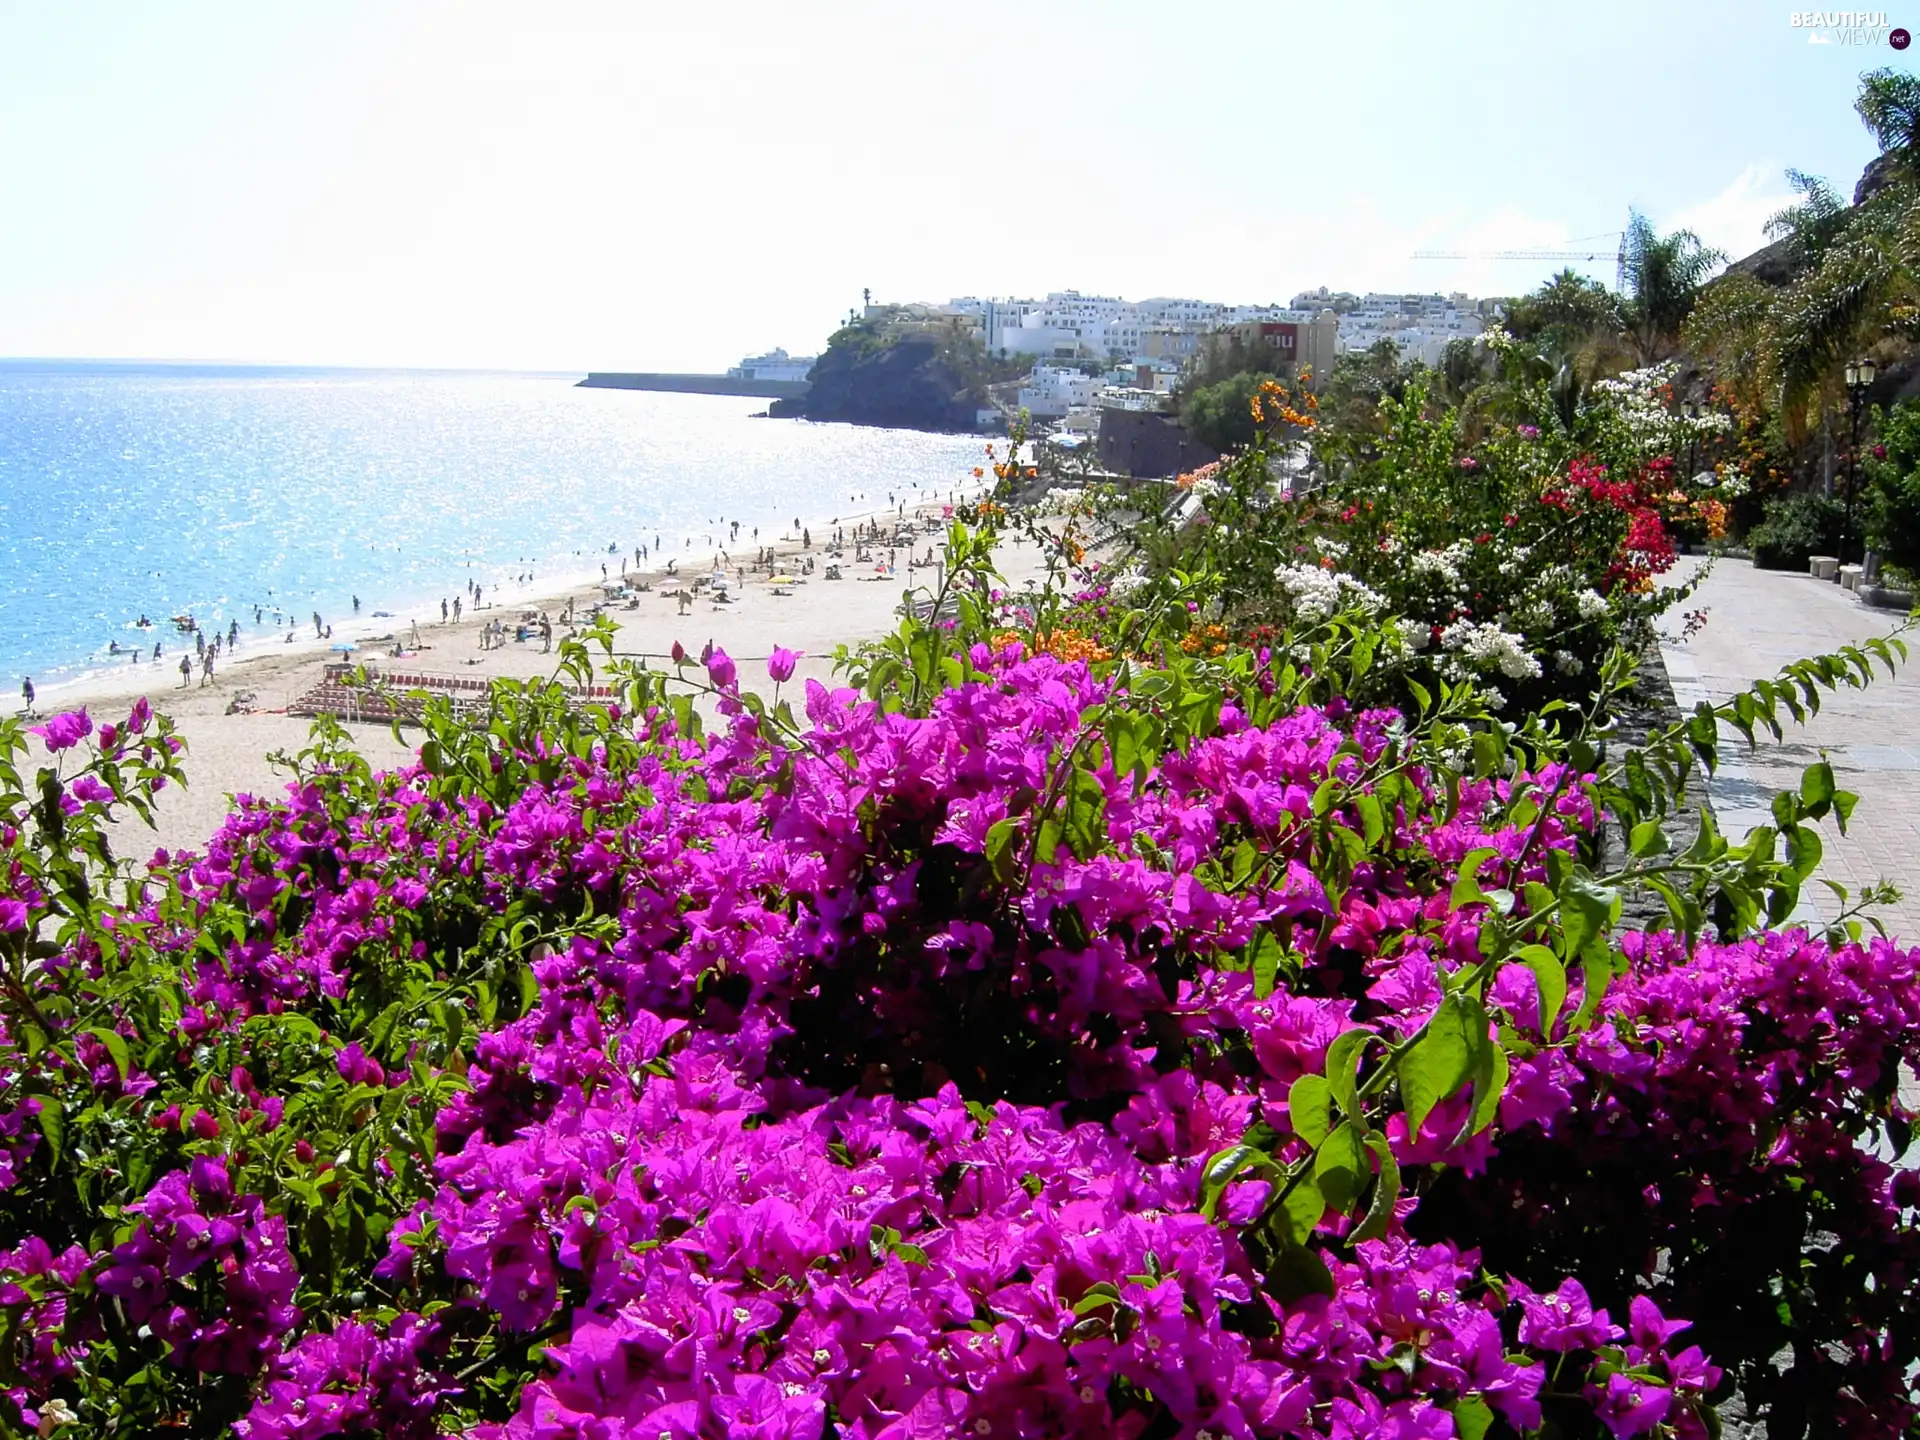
xmin=0 ymin=362 xmax=985 ymax=694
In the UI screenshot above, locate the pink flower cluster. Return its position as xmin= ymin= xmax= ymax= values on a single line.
xmin=2 ymin=647 xmax=1918 ymax=1436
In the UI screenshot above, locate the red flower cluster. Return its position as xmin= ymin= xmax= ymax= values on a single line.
xmin=1543 ymin=456 xmax=1643 ymax=513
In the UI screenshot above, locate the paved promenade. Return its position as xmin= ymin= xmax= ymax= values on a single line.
xmin=1658 ymin=557 xmax=1920 ymax=942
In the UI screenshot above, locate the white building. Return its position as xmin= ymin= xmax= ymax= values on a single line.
xmin=726 ymin=348 xmax=816 ymax=383
xmin=1018 ymin=364 xmax=1104 ymax=419
xmin=1333 ymin=292 xmax=1485 ymax=366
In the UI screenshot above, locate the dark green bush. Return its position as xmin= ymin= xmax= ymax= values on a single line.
xmin=1747 ymin=490 xmax=1844 ymax=569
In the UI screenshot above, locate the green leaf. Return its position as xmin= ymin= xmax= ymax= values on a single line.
xmin=87 ymin=1026 xmax=130 ymax=1081
xmin=1508 ymin=945 xmax=1568 ymax=1036
xmin=1287 ymin=1075 xmax=1333 ymax=1149
xmin=1560 ymin=872 xmax=1618 ymax=958
xmin=1324 ymin=1028 xmax=1372 ymax=1120
xmin=1106 ymin=712 xmax=1145 ymax=785
xmin=1571 ymin=948 xmax=1618 ymax=1032
xmin=1063 ymin=766 xmax=1108 ymax=861
xmin=1035 ymin=815 xmax=1063 ymax=866
xmin=1273 ymin=1174 xmax=1326 ymax=1246
xmin=1355 ymin=793 xmax=1386 ymax=848
xmin=1199 ymin=1144 xmax=1267 ymax=1220
xmin=1249 ymin=929 xmax=1283 ymax=1000
xmin=1800 ymin=759 xmax=1836 ymax=814
xmin=1073 ymin=1282 xmax=1122 ymax=1315
xmin=1450 ymin=1396 xmax=1495 ymax=1440
xmin=1400 ymin=995 xmax=1477 ymax=1137
xmin=1628 ymin=817 xmax=1669 ymax=857
xmin=1351 ymin=1133 xmax=1401 ymax=1242
xmin=985 ymin=818 xmax=1021 ymax=884
xmin=31 ymin=1095 xmax=62 ymax=1163
xmin=1266 ymin=1239 xmax=1335 ymax=1301
xmin=1313 ymin=1121 xmax=1370 ymax=1213
xmin=1463 ymin=1033 xmax=1508 ymax=1137
xmin=1450 ymin=847 xmax=1501 ymax=911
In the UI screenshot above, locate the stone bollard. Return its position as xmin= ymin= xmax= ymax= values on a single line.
xmin=1810 ymin=555 xmax=1840 ymax=581
xmin=1838 ymin=563 xmax=1865 ymax=591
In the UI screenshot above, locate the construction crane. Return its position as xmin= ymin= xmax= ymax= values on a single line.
xmin=1412 ymin=232 xmax=1625 ymax=266
xmin=1412 ymin=248 xmax=1614 ymax=261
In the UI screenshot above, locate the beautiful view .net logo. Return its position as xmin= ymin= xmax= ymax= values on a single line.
xmin=1789 ymin=10 xmax=1907 ymax=44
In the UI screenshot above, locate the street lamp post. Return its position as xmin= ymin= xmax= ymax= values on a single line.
xmin=1843 ymin=357 xmax=1877 ymax=565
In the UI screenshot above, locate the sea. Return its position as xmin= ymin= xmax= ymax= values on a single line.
xmin=0 ymin=362 xmax=987 ymax=698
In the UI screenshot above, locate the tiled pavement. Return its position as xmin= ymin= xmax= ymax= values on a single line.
xmin=1657 ymin=557 xmax=1920 ymax=942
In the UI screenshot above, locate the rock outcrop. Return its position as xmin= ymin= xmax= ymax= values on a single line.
xmin=770 ymin=335 xmax=985 ymax=432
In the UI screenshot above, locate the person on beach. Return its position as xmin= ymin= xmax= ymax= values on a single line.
xmin=19 ymin=679 xmax=33 ymax=716
xmin=228 ymin=619 xmax=238 ymax=647
xmin=312 ymin=612 xmax=323 ymax=639
xmin=200 ymin=652 xmax=214 ymax=687
xmin=441 ymin=599 xmax=449 ymax=623
xmin=178 ymin=656 xmax=192 ymax=688
xmin=453 ymin=597 xmax=462 ymax=623
xmin=352 ymin=595 xmax=361 ymax=613
xmin=152 ymin=642 xmax=161 ymax=662
xmin=802 ymin=529 xmax=811 ymax=549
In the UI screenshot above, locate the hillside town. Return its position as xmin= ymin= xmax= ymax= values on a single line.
xmin=733 ymin=287 xmax=1504 ymax=471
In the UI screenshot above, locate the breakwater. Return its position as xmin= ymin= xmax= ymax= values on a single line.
xmin=577 ymin=372 xmax=810 ymax=399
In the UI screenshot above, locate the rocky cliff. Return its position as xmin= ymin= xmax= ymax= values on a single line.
xmin=770 ymin=336 xmax=984 ymax=432
xmin=770 ymin=309 xmax=1012 ymax=432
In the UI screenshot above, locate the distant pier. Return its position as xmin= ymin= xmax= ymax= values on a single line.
xmin=577 ymin=373 xmax=810 ymax=399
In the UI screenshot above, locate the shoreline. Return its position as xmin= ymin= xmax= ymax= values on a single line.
xmin=13 ymin=475 xmax=1002 ymax=718
xmin=25 ymin=476 xmax=1036 ymax=859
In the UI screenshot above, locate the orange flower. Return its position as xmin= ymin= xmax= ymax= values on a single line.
xmin=992 ymin=628 xmax=1111 ymax=663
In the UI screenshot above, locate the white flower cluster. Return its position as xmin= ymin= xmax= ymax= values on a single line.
xmin=1409 ymin=541 xmax=1473 ymax=589
xmin=1034 ymin=487 xmax=1089 ymax=515
xmin=1274 ymin=563 xmax=1384 ymax=623
xmin=1574 ymin=588 xmax=1610 ymax=620
xmin=1439 ymin=619 xmax=1542 ymax=680
xmin=1397 ymin=618 xmax=1432 ymax=652
xmin=1106 ymin=569 xmax=1148 ymax=597
xmin=1589 ymin=361 xmax=1732 ymax=458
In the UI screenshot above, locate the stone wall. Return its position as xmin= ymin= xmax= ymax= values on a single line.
xmin=1095 ymin=408 xmax=1219 ymax=479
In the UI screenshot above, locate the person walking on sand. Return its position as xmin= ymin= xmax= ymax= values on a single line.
xmin=312 ymin=612 xmax=323 ymax=639
xmin=453 ymin=597 xmax=462 ymax=623
xmin=178 ymin=655 xmax=192 ymax=688
xmin=200 ymin=652 xmax=214 ymax=687
xmin=441 ymin=599 xmax=449 ymax=624
xmin=19 ymin=678 xmax=33 ymax=716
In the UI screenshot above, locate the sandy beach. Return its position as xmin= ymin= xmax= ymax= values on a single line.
xmin=22 ymin=493 xmax=1057 ymax=859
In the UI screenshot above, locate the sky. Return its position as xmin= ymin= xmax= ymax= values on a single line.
xmin=0 ymin=0 xmax=1905 ymax=371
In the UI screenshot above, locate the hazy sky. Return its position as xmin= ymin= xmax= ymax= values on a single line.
xmin=0 ymin=1 xmax=1901 ymax=371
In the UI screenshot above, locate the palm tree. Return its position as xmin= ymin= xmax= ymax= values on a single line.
xmin=1764 ymin=170 xmax=1849 ymax=270
xmin=1618 ymin=210 xmax=1726 ymax=362
xmin=1856 ymin=67 xmax=1920 ymax=175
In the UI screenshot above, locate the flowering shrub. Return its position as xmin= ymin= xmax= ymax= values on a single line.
xmin=0 ymin=523 xmax=1911 ymax=1437
xmin=1100 ymin=354 xmax=1752 ymax=713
